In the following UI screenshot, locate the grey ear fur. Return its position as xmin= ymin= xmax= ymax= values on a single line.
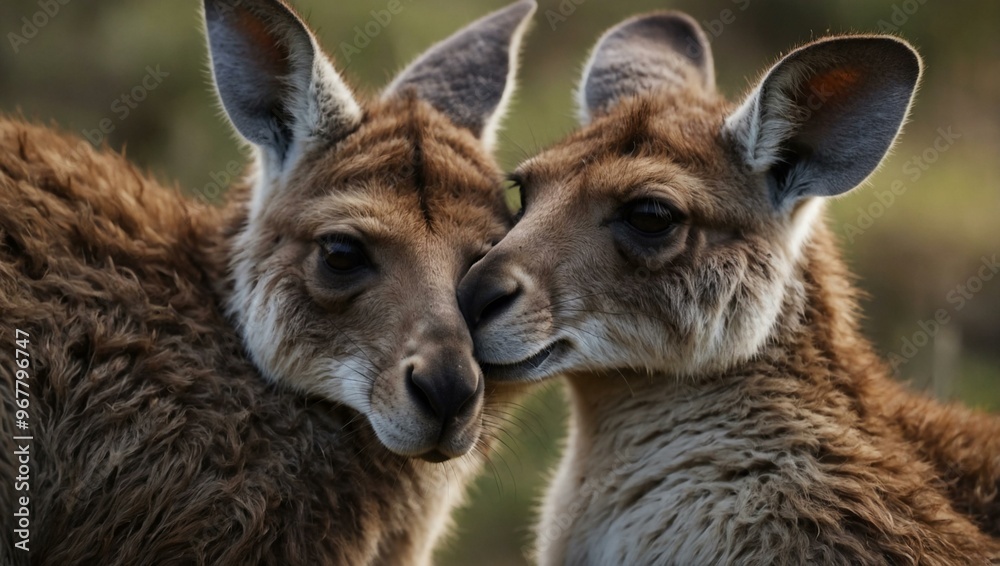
xmin=723 ymin=36 xmax=922 ymax=209
xmin=578 ymin=11 xmax=714 ymax=124
xmin=383 ymin=0 xmax=537 ymax=151
xmin=202 ymin=0 xmax=361 ymax=171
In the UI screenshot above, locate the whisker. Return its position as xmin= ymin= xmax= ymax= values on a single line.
xmin=543 ymin=290 xmax=616 ymax=311
xmin=485 ymin=410 xmax=546 ymax=448
xmin=558 ymin=307 xmax=674 ymax=326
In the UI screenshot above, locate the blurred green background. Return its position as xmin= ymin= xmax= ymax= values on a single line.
xmin=2 ymin=1 xmax=997 ymax=564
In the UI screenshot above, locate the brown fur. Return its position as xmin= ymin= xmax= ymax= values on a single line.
xmin=461 ymin=48 xmax=1000 ymax=565
xmin=0 ymin=103 xmax=516 ymax=564
xmin=202 ymin=0 xmax=538 ymax=467
xmin=0 ymin=0 xmax=535 ymax=560
xmin=883 ymin=384 xmax=1000 ymax=537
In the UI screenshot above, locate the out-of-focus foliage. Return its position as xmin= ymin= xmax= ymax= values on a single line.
xmin=2 ymin=1 xmax=997 ymax=564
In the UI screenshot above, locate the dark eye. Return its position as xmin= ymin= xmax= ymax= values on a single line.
xmin=507 ymin=175 xmax=526 ymax=221
xmin=623 ymin=199 xmax=678 ymax=236
xmin=318 ymin=235 xmax=369 ymax=274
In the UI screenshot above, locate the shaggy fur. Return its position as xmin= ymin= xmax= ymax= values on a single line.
xmin=0 ymin=0 xmax=537 ymax=560
xmin=1 ymin=1 xmax=542 ymax=563
xmin=458 ymin=14 xmax=1000 ymax=566
xmin=201 ymin=0 xmax=536 ymax=462
xmin=0 ymin=118 xmax=506 ymax=565
xmin=533 ymin=226 xmax=1000 ymax=564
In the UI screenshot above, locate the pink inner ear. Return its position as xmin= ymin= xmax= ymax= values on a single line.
xmin=233 ymin=8 xmax=290 ymax=77
xmin=804 ymin=67 xmax=861 ymax=104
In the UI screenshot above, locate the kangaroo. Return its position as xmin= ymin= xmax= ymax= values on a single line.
xmin=458 ymin=12 xmax=1000 ymax=565
xmin=0 ymin=0 xmax=534 ymax=563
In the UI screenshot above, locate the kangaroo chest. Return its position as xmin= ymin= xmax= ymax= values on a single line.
xmin=538 ymin=381 xmax=819 ymax=566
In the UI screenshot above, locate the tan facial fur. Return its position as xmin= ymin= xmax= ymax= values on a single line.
xmin=459 ymin=11 xmax=1000 ymax=565
xmin=460 ymin=18 xmax=916 ymax=386
xmin=206 ymin=0 xmax=535 ymax=461
xmin=226 ymin=97 xmax=509 ymax=459
xmin=464 ymin=94 xmax=804 ymax=381
xmin=0 ymin=2 xmax=537 ymax=564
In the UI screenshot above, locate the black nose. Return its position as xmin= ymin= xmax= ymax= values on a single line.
xmin=407 ymin=362 xmax=482 ymax=425
xmin=458 ymin=261 xmax=521 ymax=330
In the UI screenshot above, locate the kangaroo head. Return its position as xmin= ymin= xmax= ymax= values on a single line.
xmin=459 ymin=12 xmax=919 ymax=382
xmin=203 ymin=0 xmax=535 ymax=460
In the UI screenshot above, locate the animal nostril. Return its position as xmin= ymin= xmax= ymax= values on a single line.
xmin=407 ymin=365 xmax=480 ymax=424
xmin=456 ymin=374 xmax=484 ymax=419
xmin=406 ymin=366 xmax=442 ymax=420
xmin=475 ymin=284 xmax=521 ymax=326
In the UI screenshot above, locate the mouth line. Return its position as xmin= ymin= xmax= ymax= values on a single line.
xmin=479 ymin=341 xmax=564 ymax=381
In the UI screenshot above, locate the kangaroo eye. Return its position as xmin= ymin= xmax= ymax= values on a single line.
xmin=507 ymin=174 xmax=526 ymax=222
xmin=516 ymin=184 xmax=527 ymax=220
xmin=318 ymin=235 xmax=369 ymax=273
xmin=624 ymin=199 xmax=678 ymax=236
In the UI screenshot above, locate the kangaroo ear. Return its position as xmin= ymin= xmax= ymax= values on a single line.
xmin=203 ymin=0 xmax=361 ymax=177
xmin=579 ymin=11 xmax=714 ymax=124
xmin=384 ymin=0 xmax=536 ymax=151
xmin=724 ymin=36 xmax=921 ymax=209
